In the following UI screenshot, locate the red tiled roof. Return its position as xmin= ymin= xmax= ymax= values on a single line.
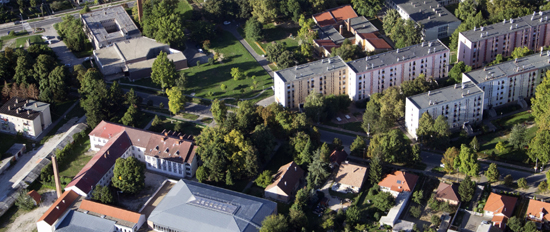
xmin=89 ymin=121 xmax=125 ymax=139
xmin=435 ymin=182 xmax=460 ymax=202
xmin=37 ymin=190 xmax=79 ymax=225
xmin=66 ymin=131 xmax=131 ymax=195
xmin=330 ymin=5 xmax=358 ymax=22
xmin=27 ymin=190 xmax=41 ymax=204
xmin=366 ymin=38 xmax=392 ymax=49
xmin=144 ymin=133 xmax=196 ymax=164
xmin=484 ymin=193 xmax=518 ymax=219
xmin=80 ymin=200 xmax=142 ymax=224
xmin=330 ymin=150 xmax=348 ymax=165
xmin=265 ymin=161 xmax=304 ymax=196
xmin=526 ymin=199 xmax=550 ymax=221
xmin=378 ymin=171 xmax=418 ymax=193
xmin=359 ymin=32 xmax=379 ymax=39
xmin=313 ymin=11 xmax=337 ymax=28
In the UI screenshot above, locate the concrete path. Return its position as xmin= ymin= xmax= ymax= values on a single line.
xmin=35 ymin=100 xmax=80 ymax=142
xmin=221 ymin=24 xmax=274 ymax=78
xmin=42 ymin=24 xmax=88 ymax=66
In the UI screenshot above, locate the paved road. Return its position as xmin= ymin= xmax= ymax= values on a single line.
xmin=221 ymin=23 xmax=274 ymax=78
xmin=319 ymin=129 xmax=358 ymax=153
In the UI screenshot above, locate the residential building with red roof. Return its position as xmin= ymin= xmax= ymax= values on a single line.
xmin=78 ymin=199 xmax=146 ymax=232
xmin=526 ymin=199 xmax=550 ymax=223
xmin=435 ymin=182 xmax=460 ymax=205
xmin=36 ymin=190 xmax=80 ymax=232
xmin=378 ymin=171 xmax=419 ymax=197
xmin=312 ymin=5 xmax=358 ymax=28
xmin=264 ymin=161 xmax=304 ymax=203
xmin=66 ymin=120 xmax=198 ymax=197
xmin=344 ymin=16 xmax=392 ymax=53
xmin=483 ymin=193 xmax=518 ymax=229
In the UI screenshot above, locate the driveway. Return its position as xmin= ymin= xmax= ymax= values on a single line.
xmin=459 ymin=211 xmax=492 ymax=232
xmin=319 ymin=178 xmax=351 ymax=211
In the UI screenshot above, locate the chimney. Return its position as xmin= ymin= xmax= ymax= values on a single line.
xmin=51 ymin=156 xmax=63 ymax=198
xmin=454 ymin=84 xmax=457 ymax=89
xmin=7 ymin=106 xmax=10 ymax=110
xmin=34 ymin=103 xmax=37 ymax=108
xmin=161 ymin=137 xmax=165 ymax=142
xmin=164 ymin=132 xmax=168 ymax=136
xmin=428 ymin=91 xmax=431 ymax=96
xmin=15 ymin=98 xmax=18 ymax=103
xmin=339 ymin=25 xmax=343 ymax=35
xmin=179 ymin=136 xmax=183 ymax=140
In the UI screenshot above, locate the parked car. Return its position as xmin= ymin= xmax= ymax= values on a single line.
xmin=345 ymin=115 xmax=351 ymax=119
xmin=223 ymin=21 xmax=231 ymax=25
xmin=336 ymin=117 xmax=342 ymax=122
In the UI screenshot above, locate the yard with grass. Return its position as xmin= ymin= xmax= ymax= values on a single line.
xmin=325 ymin=121 xmax=364 ymax=133
xmin=14 ymin=35 xmax=43 ymax=48
xmin=58 ymin=140 xmax=92 ymax=178
xmin=175 ymin=0 xmax=193 ymax=18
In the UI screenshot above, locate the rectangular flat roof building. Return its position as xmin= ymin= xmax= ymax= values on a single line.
xmin=81 ymin=6 xmax=141 ymax=49
xmin=0 ymin=97 xmax=52 ymax=139
xmin=405 ymin=81 xmax=484 ymax=138
xmin=457 ymin=10 xmax=550 ymax=68
xmin=386 ymin=0 xmax=461 ymax=40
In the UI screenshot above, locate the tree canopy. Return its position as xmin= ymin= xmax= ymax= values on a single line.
xmin=151 ymin=51 xmax=177 ymax=89
xmin=351 ymin=0 xmax=383 ymax=18
xmin=166 ymin=87 xmax=186 ymax=115
xmin=111 ymin=157 xmax=146 ymax=194
xmin=245 ymin=17 xmax=264 ymax=41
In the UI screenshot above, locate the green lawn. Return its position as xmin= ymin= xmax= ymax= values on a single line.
xmin=59 ymin=140 xmax=92 ymax=178
xmin=175 ymin=0 xmax=193 ymax=17
xmin=0 ymin=31 xmax=29 ymax=41
xmin=50 ymin=99 xmax=78 ymax=122
xmin=200 ymin=117 xmax=213 ymax=124
xmin=258 ymin=23 xmax=300 ymax=52
xmin=181 ymin=30 xmax=273 ymax=100
xmin=136 ymin=111 xmax=156 ymax=129
xmin=14 ymin=35 xmax=43 ymax=48
xmin=325 ymin=121 xmax=364 ymax=133
xmin=237 ymin=27 xmax=266 ymax=56
xmin=148 ymin=116 xmax=205 ymax=136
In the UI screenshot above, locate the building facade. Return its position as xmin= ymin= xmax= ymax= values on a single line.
xmin=385 ymin=0 xmax=461 ymax=40
xmin=462 ymin=52 xmax=548 ymax=109
xmin=405 ymin=81 xmax=484 ymax=138
xmin=274 ymin=56 xmax=349 ymax=108
xmin=457 ymin=10 xmax=550 ymax=68
xmin=347 ymin=40 xmax=450 ymax=101
xmin=80 ymin=6 xmax=141 ymax=49
xmin=0 ymin=97 xmax=52 ymax=139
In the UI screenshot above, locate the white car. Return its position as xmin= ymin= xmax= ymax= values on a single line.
xmin=223 ymin=21 xmax=231 ymax=25
xmin=345 ymin=115 xmax=351 ymax=119
xmin=198 ymin=48 xmax=203 ymax=53
xmin=41 ymin=35 xmax=49 ymax=40
xmin=336 ymin=117 xmax=342 ymax=122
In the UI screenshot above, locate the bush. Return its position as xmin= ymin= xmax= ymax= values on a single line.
xmin=431 ymin=215 xmax=441 ymax=226
xmin=409 ymin=206 xmax=422 ymax=218
xmin=15 ymin=190 xmax=36 ymax=210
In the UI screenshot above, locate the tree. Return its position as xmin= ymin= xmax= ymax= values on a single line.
xmin=80 ymin=5 xmax=90 ymax=14
xmin=450 ymin=12 xmax=485 ymax=51
xmin=111 ymin=157 xmax=146 ymax=194
xmin=231 ymin=67 xmax=244 ymax=81
xmin=289 ymin=207 xmax=308 ymax=230
xmin=245 ymin=17 xmax=263 ymax=41
xmin=33 ymin=54 xmax=56 ymax=82
xmin=412 ymin=144 xmax=421 ymax=163
xmin=410 ymin=206 xmax=422 ymax=218
xmin=448 ymin=62 xmax=472 ymax=83
xmin=124 ymin=88 xmax=139 ymax=107
xmin=15 ymin=190 xmax=35 ymax=210
xmin=330 ymin=38 xmax=360 ymax=61
xmin=196 ymin=166 xmax=208 ymax=183
xmin=187 ymin=21 xmax=215 ymax=42
xmin=251 ymin=124 xmax=276 ymax=158
xmin=458 ymin=144 xmax=479 ymax=176
xmin=345 ymin=206 xmax=362 ymax=225
xmin=306 ymin=150 xmax=330 ymax=188
xmin=175 ymin=72 xmax=187 ymax=91
xmin=470 ymin=136 xmax=480 ymax=152
xmin=13 ymin=55 xmax=34 ymax=85
xmin=166 ymin=87 xmax=186 ymax=115
xmin=220 ymin=83 xmax=227 ymax=91
xmin=79 ymin=69 xmax=110 ymax=128
xmin=276 ymin=50 xmax=294 ymax=69
xmin=297 ymin=14 xmax=317 ymax=43
xmin=431 ymin=215 xmax=441 ymax=226
xmin=413 ymin=190 xmax=423 ymax=204
xmin=142 ymin=0 xmax=185 ymax=46
xmin=211 ymin=99 xmax=228 ymax=124
xmin=416 ymin=112 xmax=434 ymax=143
xmin=249 ymin=0 xmax=277 ymax=23
xmin=362 ymin=96 xmax=391 ymax=135
xmin=486 ymin=0 xmax=530 ymax=23
xmin=350 ymin=136 xmax=366 ymax=157
xmin=523 ymin=221 xmax=538 ymax=232
xmin=495 ymin=141 xmax=506 ymax=154
xmin=56 ymin=15 xmax=87 ymax=52
xmin=485 ymin=163 xmax=500 ymax=183
xmin=511 ymin=46 xmax=532 ymax=59
xmin=91 ymin=184 xmax=114 ymax=204
xmin=379 ymin=87 xmax=404 ymax=122
xmin=121 ymin=105 xmax=138 ymax=127
xmin=265 ymin=42 xmax=286 ymax=65
xmin=255 ymin=170 xmax=273 ymax=188
xmin=151 ymin=51 xmax=177 ymax=89
xmin=459 ymin=175 xmax=475 ymax=202
xmin=319 ymin=142 xmax=331 ymax=163
xmin=226 ymin=170 xmax=235 ymax=185
xmin=518 ymin=177 xmax=529 ymax=189
xmin=531 ymin=71 xmax=550 ymax=130
xmin=373 ymin=191 xmax=395 ymax=212
xmin=538 ymin=181 xmax=548 ymax=193
xmin=294 ymin=188 xmax=308 ymax=207
xmin=433 ymin=115 xmax=451 ymax=147
xmin=401 ymin=74 xmax=431 ymax=98
xmin=454 ymin=0 xmax=477 ymax=21
xmin=383 ymin=9 xmax=400 ymax=34
xmin=503 ymin=174 xmax=514 ymax=186
xmin=351 ymin=0 xmax=382 ymax=18
xmin=331 ymin=138 xmax=343 ymax=151
xmin=507 ymin=216 xmax=523 ymax=232
xmin=260 ymin=214 xmax=288 ymax=232
xmin=509 ymin=124 xmax=527 ymax=148
xmin=367 ymin=129 xmax=411 ymax=163
xmin=390 ymin=19 xmax=423 ymax=49
xmin=369 ymin=155 xmax=383 ymax=185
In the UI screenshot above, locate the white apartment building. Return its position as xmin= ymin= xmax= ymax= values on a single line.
xmin=462 ymin=52 xmax=548 ymax=109
xmin=274 ymin=56 xmax=349 ymax=108
xmin=457 ymin=10 xmax=550 ymax=68
xmin=0 ymin=97 xmax=52 ymax=139
xmin=405 ymin=81 xmax=484 ymax=138
xmin=347 ymin=40 xmax=450 ymax=101
xmin=385 ymin=0 xmax=461 ymax=40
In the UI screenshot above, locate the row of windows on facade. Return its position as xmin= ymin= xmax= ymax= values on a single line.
xmin=153 ymin=224 xmax=180 ymax=232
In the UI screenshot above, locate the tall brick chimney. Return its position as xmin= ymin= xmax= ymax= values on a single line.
xmin=51 ymin=156 xmax=63 ymax=198
xmin=137 ymin=0 xmax=143 ymax=22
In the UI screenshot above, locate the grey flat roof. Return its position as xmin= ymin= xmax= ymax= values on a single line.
xmin=81 ymin=6 xmax=140 ymax=43
xmin=461 ymin=10 xmax=550 ymax=42
xmin=464 ymin=52 xmax=550 ymax=84
xmin=115 ymin=37 xmax=168 ymax=61
xmin=5 ymin=143 xmax=25 ymax=156
xmin=407 ymin=81 xmax=483 ymax=109
xmin=347 ymin=39 xmax=448 ymax=73
xmin=348 ymin=16 xmax=379 ymax=34
xmin=0 ymin=97 xmax=49 ymax=120
xmin=148 ymin=180 xmax=277 ymax=232
xmin=276 ymin=56 xmax=347 ymax=82
xmin=393 ymin=0 xmax=460 ymax=28
xmin=315 ymin=25 xmax=346 ymax=44
xmin=56 ymin=210 xmax=116 ymax=232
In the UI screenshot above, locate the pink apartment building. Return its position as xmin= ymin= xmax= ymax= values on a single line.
xmin=347 ymin=40 xmax=450 ymax=101
xmin=457 ymin=10 xmax=550 ymax=68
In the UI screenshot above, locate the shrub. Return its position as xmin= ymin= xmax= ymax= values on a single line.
xmin=409 ymin=206 xmax=422 ymax=218
xmin=15 ymin=190 xmax=36 ymax=210
xmin=431 ymin=215 xmax=441 ymax=226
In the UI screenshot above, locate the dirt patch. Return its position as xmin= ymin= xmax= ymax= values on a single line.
xmin=6 ymin=191 xmax=56 ymax=232
xmin=117 ymin=171 xmax=168 ymax=212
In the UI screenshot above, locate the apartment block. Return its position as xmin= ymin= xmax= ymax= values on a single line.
xmin=274 ymin=56 xmax=349 ymax=108
xmin=405 ymin=81 xmax=484 ymax=138
xmin=347 ymin=40 xmax=450 ymax=101
xmin=457 ymin=10 xmax=550 ymax=68
xmin=80 ymin=6 xmax=141 ymax=49
xmin=385 ymin=0 xmax=461 ymax=41
xmin=462 ymin=52 xmax=548 ymax=109
xmin=0 ymin=97 xmax=52 ymax=139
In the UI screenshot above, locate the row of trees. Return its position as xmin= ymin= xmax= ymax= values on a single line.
xmin=529 ymin=70 xmax=550 ymax=167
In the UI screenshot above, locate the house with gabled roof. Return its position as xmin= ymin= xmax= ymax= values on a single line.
xmin=378 ymin=171 xmax=419 ymax=197
xmin=66 ymin=120 xmax=198 ymax=197
xmin=333 ymin=162 xmax=367 ymax=193
xmin=483 ymin=193 xmax=518 ymax=229
xmin=526 ymin=199 xmax=550 ymax=224
xmin=36 ymin=190 xmax=80 ymax=232
xmin=264 ymin=161 xmax=304 ymax=203
xmin=435 ymin=182 xmax=460 ymax=205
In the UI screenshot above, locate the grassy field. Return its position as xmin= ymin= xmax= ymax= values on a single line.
xmin=181 ymin=30 xmax=273 ymax=100
xmin=148 ymin=116 xmax=205 ymax=136
xmin=325 ymin=121 xmax=364 ymax=133
xmin=58 ymin=140 xmax=92 ymax=178
xmin=14 ymin=35 xmax=43 ymax=47
xmin=258 ymin=23 xmax=300 ymax=52
xmin=238 ymin=27 xmax=266 ymax=56
xmin=50 ymin=99 xmax=78 ymax=122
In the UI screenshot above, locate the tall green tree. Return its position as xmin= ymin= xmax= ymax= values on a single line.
xmin=306 ymin=150 xmax=330 ymax=188
xmin=121 ymin=105 xmax=138 ymax=127
xmin=458 ymin=175 xmax=474 ymax=202
xmin=486 ymin=0 xmax=530 ymax=22
xmin=485 ymin=163 xmax=500 ymax=183
xmin=166 ymin=87 xmax=186 ymax=115
xmin=511 ymin=46 xmax=532 ymax=59
xmin=458 ymin=144 xmax=479 ymax=176
xmin=532 ymin=70 xmax=550 ymax=130
xmin=454 ymin=0 xmax=477 ymax=21
xmin=245 ymin=17 xmax=263 ymax=41
xmin=382 ymin=9 xmax=400 ymax=34
xmin=211 ymin=99 xmax=228 ymax=124
xmin=441 ymin=147 xmax=459 ymax=174
xmin=433 ymin=115 xmax=451 ymax=148
xmin=528 ymin=129 xmax=550 ymax=166
xmin=523 ymin=221 xmax=538 ymax=232
xmin=351 ymin=0 xmax=382 ymax=18
xmin=79 ymin=69 xmax=110 ymax=128
xmin=367 ymin=129 xmax=411 ymax=163
xmin=151 ymin=51 xmax=177 ymax=89
xmin=250 ymin=0 xmax=278 ymax=23
xmin=111 ymin=157 xmax=146 ymax=194
xmin=255 ymin=170 xmax=273 ymax=188
xmin=373 ymin=191 xmax=394 ymax=211
xmin=390 ymin=19 xmax=423 ymax=49
xmin=448 ymin=62 xmax=472 ymax=83
xmin=369 ymin=155 xmax=383 ymax=184
xmin=260 ymin=214 xmax=288 ymax=232
xmin=450 ymin=12 xmax=485 ymax=51
xmin=401 ymin=74 xmax=431 ymax=97
xmin=297 ymin=14 xmax=318 ymax=43
xmin=416 ymin=112 xmax=434 ymax=143
xmin=507 ymin=216 xmax=523 ymax=232
xmin=91 ymin=184 xmax=114 ymax=204
xmin=350 ymin=136 xmax=367 ymax=157
xmin=518 ymin=177 xmax=529 ymax=189
xmin=470 ymin=136 xmax=480 ymax=152
xmin=509 ymin=124 xmax=527 ymax=148
xmin=362 ymin=95 xmax=391 ymax=135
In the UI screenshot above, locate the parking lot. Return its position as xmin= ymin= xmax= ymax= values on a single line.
xmin=459 ymin=211 xmax=492 ymax=232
